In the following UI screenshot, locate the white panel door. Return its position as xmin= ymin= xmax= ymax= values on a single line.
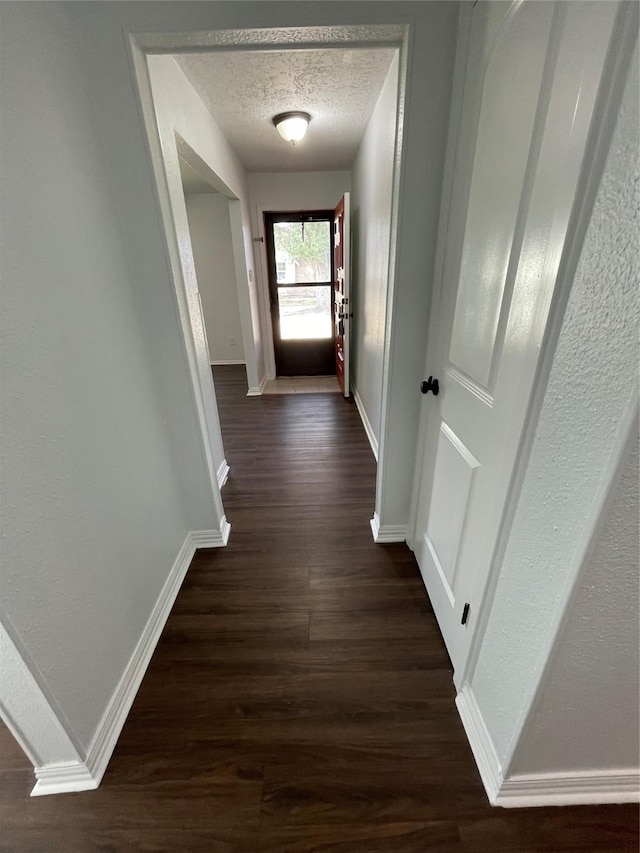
xmin=412 ymin=0 xmax=620 ymax=678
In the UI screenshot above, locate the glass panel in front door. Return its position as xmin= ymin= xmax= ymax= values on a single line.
xmin=278 ymin=286 xmax=332 ymax=340
xmin=273 ymin=221 xmax=331 ymax=283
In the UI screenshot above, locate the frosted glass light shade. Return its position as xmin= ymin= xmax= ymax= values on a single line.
xmin=273 ymin=112 xmax=311 ymax=145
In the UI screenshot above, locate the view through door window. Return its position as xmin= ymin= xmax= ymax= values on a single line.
xmin=273 ymin=221 xmax=332 ymax=340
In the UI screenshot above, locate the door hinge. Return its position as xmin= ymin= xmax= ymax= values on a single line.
xmin=461 ymin=602 xmax=470 ymax=625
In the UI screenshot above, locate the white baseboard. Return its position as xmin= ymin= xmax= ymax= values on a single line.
xmin=30 ymin=525 xmax=230 ymax=796
xmin=455 ymin=685 xmax=502 ymax=804
xmin=456 ymin=685 xmax=640 ymax=808
xmin=246 ymin=375 xmax=267 ymax=396
xmin=217 ymin=458 xmax=230 ymax=489
xmin=210 ymin=360 xmax=245 ymax=366
xmin=191 ymin=521 xmax=231 ymax=549
xmin=370 ymin=512 xmax=407 ymax=544
xmin=32 ymin=762 xmax=98 ymax=797
xmin=497 ymin=770 xmax=640 ymax=808
xmin=352 ymin=386 xmax=379 ymax=462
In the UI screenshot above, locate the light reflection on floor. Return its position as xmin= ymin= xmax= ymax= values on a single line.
xmin=263 ymin=376 xmax=341 ymax=395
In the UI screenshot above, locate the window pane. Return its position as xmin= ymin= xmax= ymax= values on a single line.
xmin=278 ymin=286 xmax=332 ymax=340
xmin=273 ymin=221 xmax=331 ymax=283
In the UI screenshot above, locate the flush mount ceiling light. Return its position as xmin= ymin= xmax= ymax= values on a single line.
xmin=272 ymin=111 xmax=311 ymax=145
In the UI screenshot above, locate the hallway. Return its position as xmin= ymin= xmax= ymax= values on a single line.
xmin=0 ymin=365 xmax=636 ymax=851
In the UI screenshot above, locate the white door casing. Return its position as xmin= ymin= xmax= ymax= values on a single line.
xmin=411 ymin=0 xmax=621 ymax=679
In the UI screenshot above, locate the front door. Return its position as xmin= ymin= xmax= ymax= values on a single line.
xmin=411 ymin=0 xmax=619 ymax=678
xmin=333 ymin=193 xmax=350 ymax=397
xmin=264 ymin=211 xmax=335 ymax=377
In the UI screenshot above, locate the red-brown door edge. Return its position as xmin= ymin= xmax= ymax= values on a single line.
xmin=333 ymin=193 xmax=351 ymax=397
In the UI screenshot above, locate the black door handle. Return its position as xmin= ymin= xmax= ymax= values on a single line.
xmin=421 ymin=376 xmax=439 ymax=396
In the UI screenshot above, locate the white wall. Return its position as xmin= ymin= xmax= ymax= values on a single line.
xmin=184 ymin=193 xmax=245 ymax=363
xmin=350 ymin=53 xmax=399 ymax=450
xmin=470 ymin=48 xmax=639 ymax=780
xmin=247 ymin=170 xmax=351 ymax=378
xmin=0 ymin=0 xmax=457 ymax=775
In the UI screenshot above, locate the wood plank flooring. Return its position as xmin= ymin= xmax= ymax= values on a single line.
xmin=0 ymin=364 xmax=637 ymax=851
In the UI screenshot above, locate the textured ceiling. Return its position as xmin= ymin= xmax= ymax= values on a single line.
xmin=174 ymin=48 xmax=397 ymax=173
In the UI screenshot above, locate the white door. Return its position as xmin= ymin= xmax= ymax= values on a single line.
xmin=411 ymin=0 xmax=620 ymax=679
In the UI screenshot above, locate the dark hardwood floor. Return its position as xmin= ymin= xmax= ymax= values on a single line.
xmin=1 ymin=364 xmax=637 ymax=851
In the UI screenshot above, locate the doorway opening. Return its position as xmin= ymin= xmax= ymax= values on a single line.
xmin=130 ymin=24 xmax=408 ymax=543
xmin=264 ymin=210 xmax=335 ymax=377
xmin=179 ymin=159 xmax=246 ymax=375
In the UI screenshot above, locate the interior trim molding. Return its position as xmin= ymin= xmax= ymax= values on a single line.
xmin=352 ymin=385 xmax=379 ymax=462
xmin=370 ymin=512 xmax=407 ymax=544
xmin=217 ymin=459 xmax=230 ymax=489
xmin=32 ymin=762 xmax=98 ymax=797
xmin=497 ymin=769 xmax=640 ymax=808
xmin=210 ymin=359 xmax=246 ymax=366
xmin=137 ymin=24 xmax=407 ymax=52
xmin=191 ymin=522 xmax=231 ymax=549
xmin=246 ymin=375 xmax=268 ymax=397
xmin=455 ymin=685 xmax=502 ymax=805
xmin=26 ymin=528 xmax=230 ymax=796
xmin=456 ymin=685 xmax=640 ymax=808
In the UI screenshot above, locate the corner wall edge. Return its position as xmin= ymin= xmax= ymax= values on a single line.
xmin=370 ymin=512 xmax=407 ymax=544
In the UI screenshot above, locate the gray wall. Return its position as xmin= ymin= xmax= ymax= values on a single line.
xmin=350 ymin=52 xmax=399 ymax=448
xmin=149 ymin=52 xmax=262 ymax=397
xmin=247 ymin=171 xmax=351 ymax=214
xmin=0 ymin=0 xmax=457 ymax=761
xmin=0 ymin=3 xmax=208 ymax=751
xmin=185 ymin=193 xmax=246 ymax=364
